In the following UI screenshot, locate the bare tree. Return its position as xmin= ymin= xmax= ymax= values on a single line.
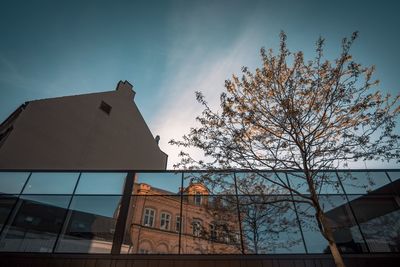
xmin=170 ymin=32 xmax=400 ymax=267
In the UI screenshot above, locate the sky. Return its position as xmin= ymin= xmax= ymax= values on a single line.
xmin=0 ymin=0 xmax=399 ymax=169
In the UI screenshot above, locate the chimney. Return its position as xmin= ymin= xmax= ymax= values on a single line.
xmin=116 ymin=80 xmax=136 ymax=100
xmin=155 ymin=135 xmax=160 ymax=145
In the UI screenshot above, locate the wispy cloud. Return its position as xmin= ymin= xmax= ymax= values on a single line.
xmin=150 ymin=26 xmax=264 ymax=168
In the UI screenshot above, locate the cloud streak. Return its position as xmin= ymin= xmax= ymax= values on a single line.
xmin=150 ymin=26 xmax=264 ymax=168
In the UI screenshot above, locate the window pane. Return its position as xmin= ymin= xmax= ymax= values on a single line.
xmin=122 ymin=195 xmax=180 ymax=254
xmin=239 ymin=195 xmax=305 ymax=254
xmin=0 ymin=195 xmax=18 ymax=231
xmin=55 ymin=195 xmax=122 ymax=253
xmin=386 ymin=171 xmax=400 ymax=181
xmin=183 ymin=172 xmax=235 ymax=195
xmin=317 ymin=172 xmax=344 ymax=194
xmin=75 ymin=172 xmax=127 ymax=194
xmin=181 ymin=195 xmax=241 ymax=254
xmin=349 ymin=195 xmax=400 ymax=252
xmin=0 ymin=172 xmax=30 ymax=194
xmin=134 ymin=172 xmax=181 ymax=195
xmin=287 ymin=172 xmax=308 ymax=194
xmin=22 ymin=172 xmax=79 ymax=194
xmin=0 ymin=195 xmax=70 ymax=252
xmin=338 ymin=171 xmax=392 ymax=194
xmin=235 ymin=172 xmax=289 ymax=195
xmin=287 ymin=172 xmax=343 ymax=195
xmin=296 ymin=195 xmax=367 ymax=253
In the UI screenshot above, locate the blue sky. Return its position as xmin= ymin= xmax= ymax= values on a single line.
xmin=0 ymin=0 xmax=399 ymax=168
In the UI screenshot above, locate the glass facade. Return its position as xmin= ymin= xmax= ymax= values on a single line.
xmin=0 ymin=170 xmax=399 ymax=255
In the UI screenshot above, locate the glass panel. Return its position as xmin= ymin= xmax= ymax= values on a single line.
xmin=122 ymin=195 xmax=180 ymax=254
xmin=386 ymin=171 xmax=400 ymax=181
xmin=0 ymin=195 xmax=70 ymax=252
xmin=55 ymin=195 xmax=122 ymax=253
xmin=75 ymin=172 xmax=127 ymax=194
xmin=349 ymin=195 xmax=400 ymax=252
xmin=287 ymin=172 xmax=343 ymax=195
xmin=133 ymin=172 xmax=182 ymax=195
xmin=183 ymin=172 xmax=235 ymax=195
xmin=235 ymin=172 xmax=290 ymax=195
xmin=287 ymin=172 xmax=309 ymax=194
xmin=181 ymin=195 xmax=241 ymax=254
xmin=0 ymin=195 xmax=18 ymax=231
xmin=317 ymin=172 xmax=344 ymax=194
xmin=239 ymin=195 xmax=305 ymax=254
xmin=22 ymin=172 xmax=79 ymax=194
xmin=338 ymin=171 xmax=391 ymax=194
xmin=296 ymin=195 xmax=367 ymax=253
xmin=0 ymin=172 xmax=30 ymax=194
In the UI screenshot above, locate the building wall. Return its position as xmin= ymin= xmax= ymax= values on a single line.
xmin=0 ymin=81 xmax=167 ymax=170
xmin=125 ymin=182 xmax=241 ymax=254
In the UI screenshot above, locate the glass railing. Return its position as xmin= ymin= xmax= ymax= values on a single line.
xmin=0 ymin=170 xmax=399 ymax=254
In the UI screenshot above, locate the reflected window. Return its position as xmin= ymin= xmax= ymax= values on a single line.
xmin=0 ymin=172 xmax=30 ymax=194
xmin=143 ymin=208 xmax=155 ymax=227
xmin=55 ymin=195 xmax=121 ymax=253
xmin=160 ymin=212 xmax=171 ymax=230
xmin=181 ymin=195 xmax=241 ymax=254
xmin=0 ymin=195 xmax=70 ymax=252
xmin=210 ymin=223 xmax=217 ymax=241
xmin=122 ymin=196 xmax=180 ymax=254
xmin=175 ymin=216 xmax=183 ymax=233
xmin=22 ymin=172 xmax=79 ymax=194
xmin=192 ymin=219 xmax=202 ymax=237
xmin=75 ymin=172 xmax=126 ymax=194
xmin=194 ymin=192 xmax=202 ymax=206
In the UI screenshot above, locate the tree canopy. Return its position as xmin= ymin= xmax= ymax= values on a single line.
xmin=170 ymin=32 xmax=400 ymax=267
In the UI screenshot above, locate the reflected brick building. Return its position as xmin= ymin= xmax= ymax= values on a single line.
xmin=123 ymin=178 xmax=241 ymax=254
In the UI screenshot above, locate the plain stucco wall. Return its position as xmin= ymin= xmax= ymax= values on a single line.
xmin=0 ymin=83 xmax=167 ymax=170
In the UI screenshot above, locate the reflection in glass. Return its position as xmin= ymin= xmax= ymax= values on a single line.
xmin=181 ymin=195 xmax=241 ymax=254
xmin=350 ymin=195 xmax=400 ymax=252
xmin=122 ymin=195 xmax=180 ymax=254
xmin=235 ymin=172 xmax=289 ymax=195
xmin=239 ymin=195 xmax=305 ymax=254
xmin=134 ymin=172 xmax=182 ymax=195
xmin=287 ymin=172 xmax=343 ymax=195
xmin=75 ymin=172 xmax=127 ymax=194
xmin=183 ymin=172 xmax=235 ymax=195
xmin=296 ymin=195 xmax=367 ymax=253
xmin=22 ymin=172 xmax=79 ymax=194
xmin=386 ymin=171 xmax=400 ymax=181
xmin=0 ymin=195 xmax=70 ymax=252
xmin=0 ymin=172 xmax=30 ymax=194
xmin=0 ymin=195 xmax=18 ymax=230
xmin=55 ymin=196 xmax=122 ymax=253
xmin=338 ymin=172 xmax=391 ymax=194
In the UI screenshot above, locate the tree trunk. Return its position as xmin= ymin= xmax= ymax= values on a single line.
xmin=319 ymin=210 xmax=347 ymax=267
xmin=304 ymin=168 xmax=347 ymax=267
xmin=328 ymin=240 xmax=346 ymax=267
xmin=320 ymin=210 xmax=346 ymax=267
